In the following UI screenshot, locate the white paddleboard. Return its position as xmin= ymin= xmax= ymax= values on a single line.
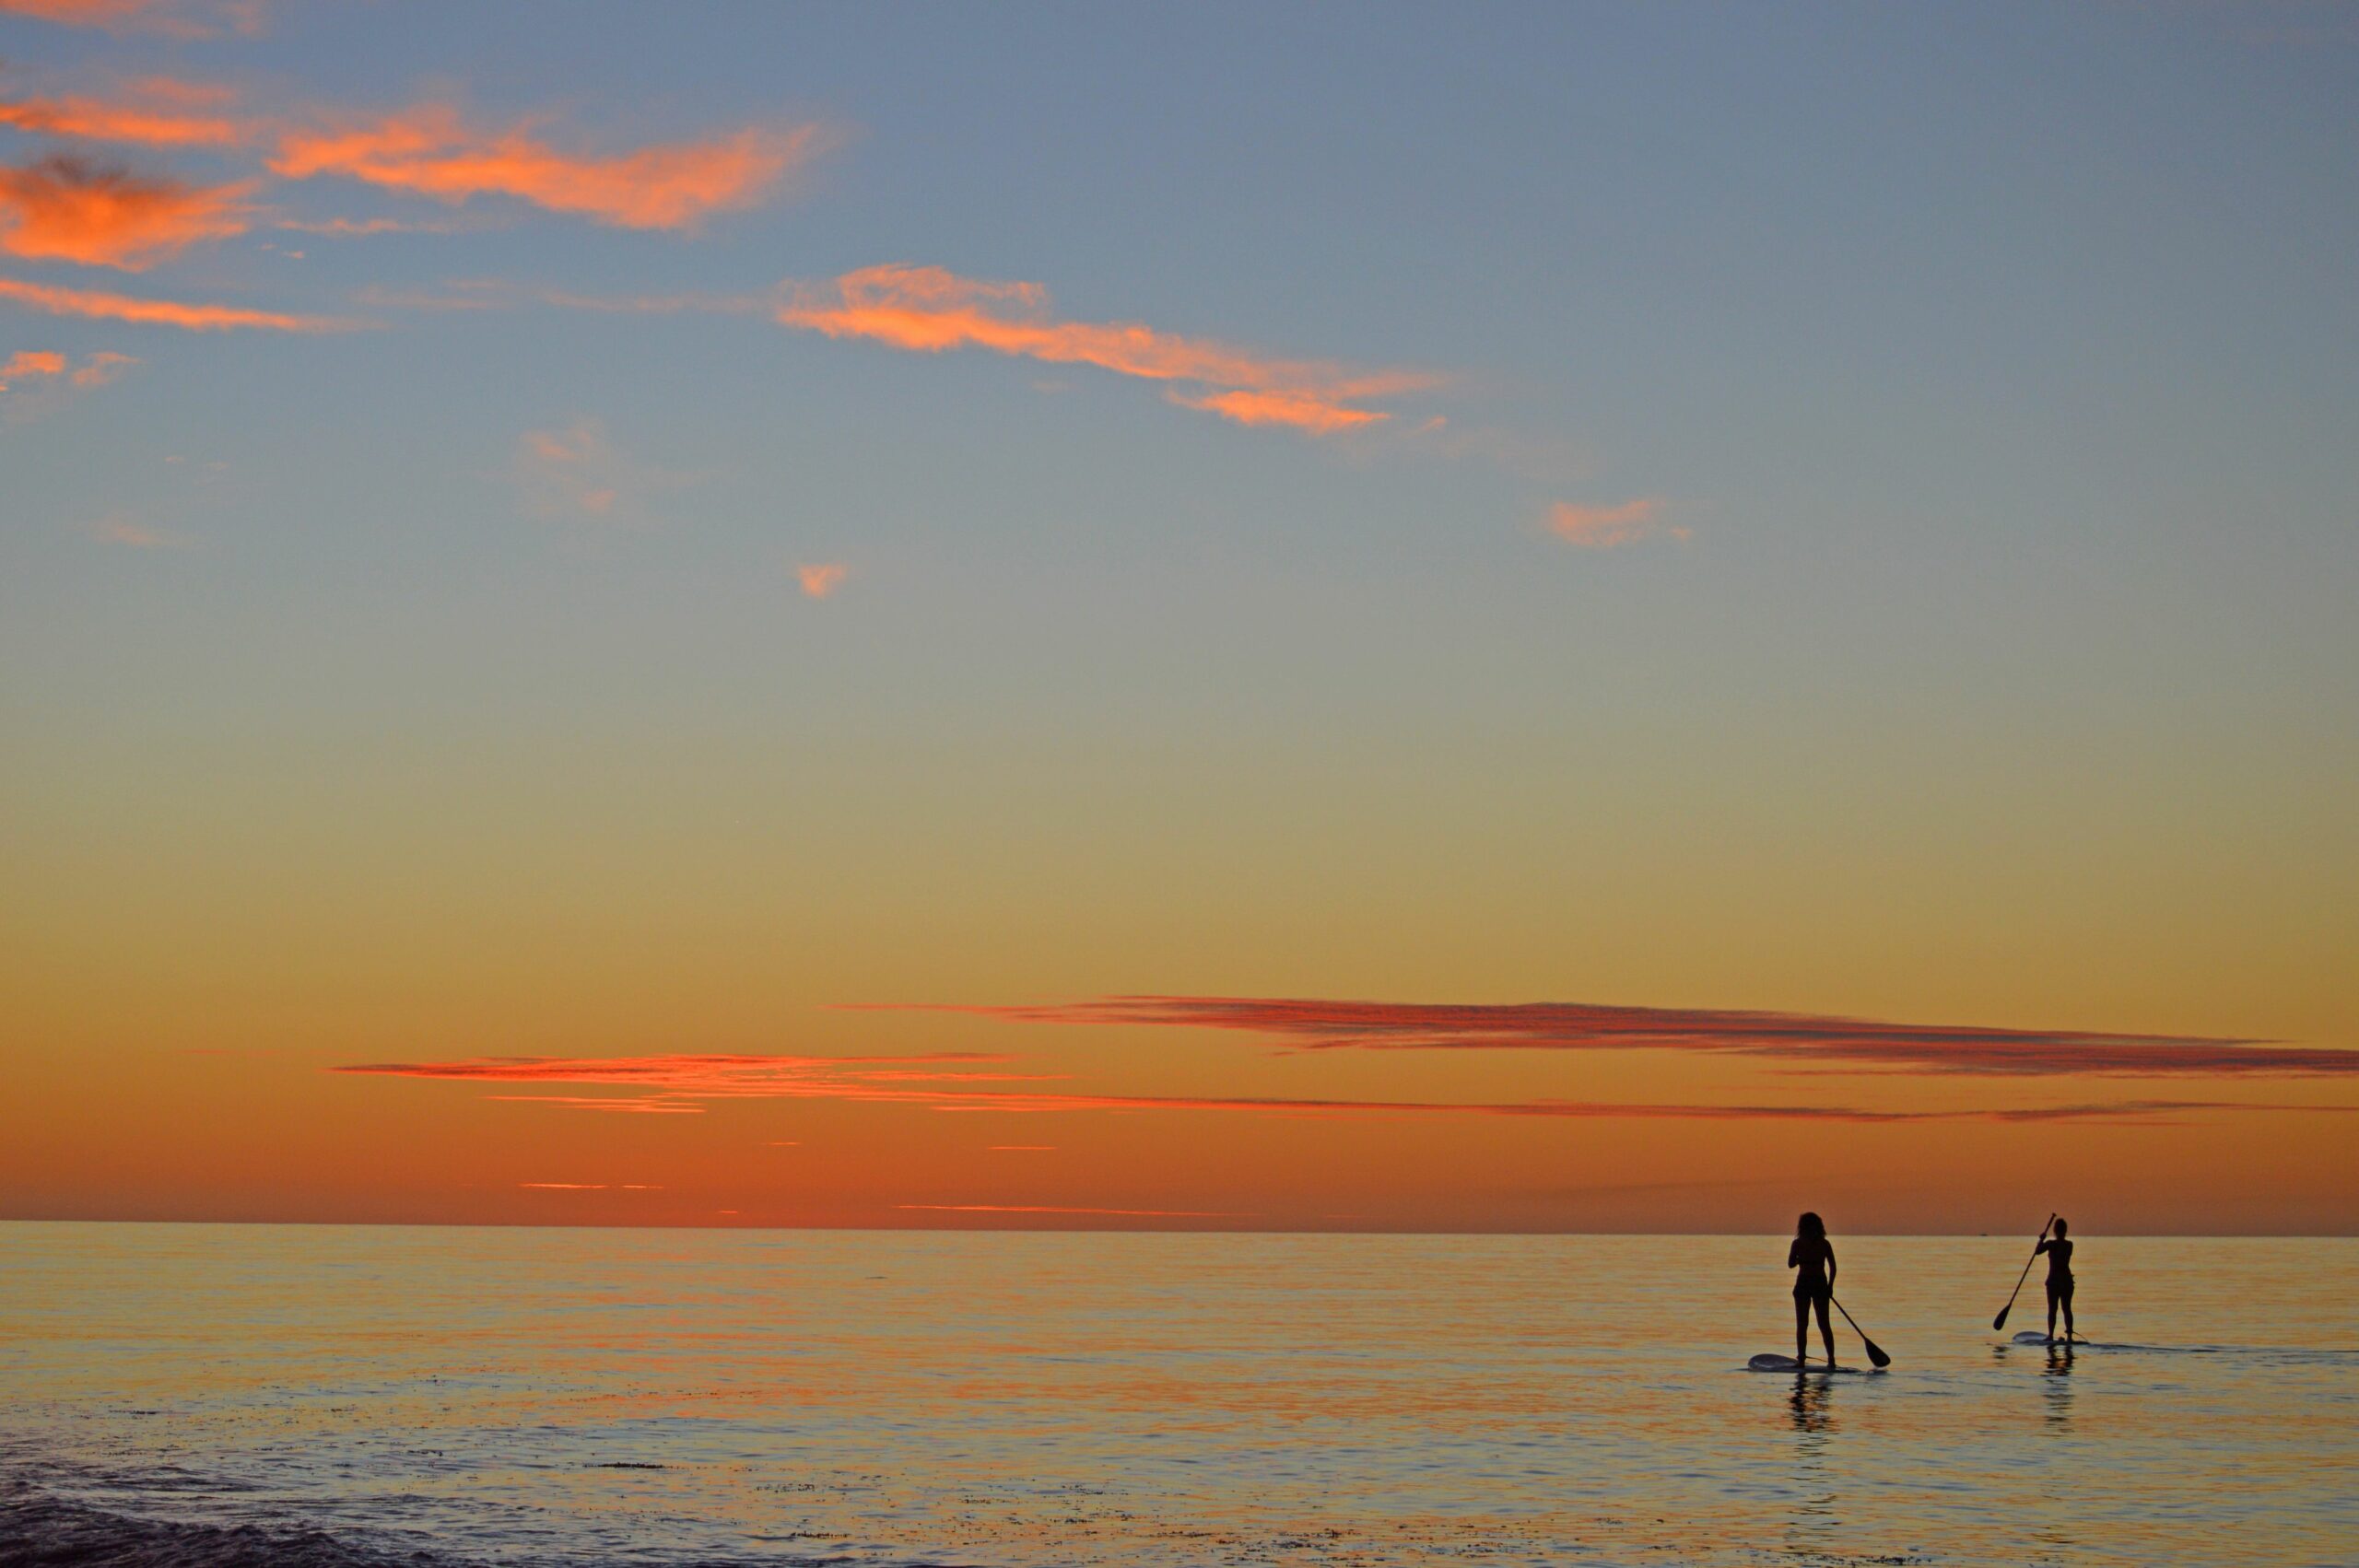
xmin=1748 ymin=1353 xmax=1878 ymax=1374
xmin=2011 ymin=1331 xmax=2094 ymax=1347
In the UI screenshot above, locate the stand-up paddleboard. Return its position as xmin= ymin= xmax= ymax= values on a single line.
xmin=1748 ymin=1353 xmax=1880 ymax=1374
xmin=2011 ymin=1331 xmax=2094 ymax=1347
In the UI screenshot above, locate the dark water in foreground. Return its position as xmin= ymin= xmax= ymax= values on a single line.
xmin=2 ymin=1224 xmax=2353 ymax=1566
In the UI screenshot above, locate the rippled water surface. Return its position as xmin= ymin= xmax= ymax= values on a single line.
xmin=2 ymin=1224 xmax=2353 ymax=1565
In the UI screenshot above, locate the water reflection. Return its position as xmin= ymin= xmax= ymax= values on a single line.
xmin=1786 ymin=1374 xmax=1834 ymax=1438
xmin=4 ymin=1227 xmax=2355 ymax=1567
xmin=1781 ymin=1375 xmax=1839 ymax=1559
xmin=2042 ymin=1340 xmax=2076 ymax=1428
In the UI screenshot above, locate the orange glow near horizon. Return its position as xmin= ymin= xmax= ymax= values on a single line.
xmin=1 ymin=5 xmax=2352 ymax=1242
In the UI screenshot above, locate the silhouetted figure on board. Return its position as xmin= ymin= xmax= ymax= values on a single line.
xmin=1788 ymin=1211 xmax=1837 ymax=1366
xmin=2037 ymin=1217 xmax=2076 ymax=1342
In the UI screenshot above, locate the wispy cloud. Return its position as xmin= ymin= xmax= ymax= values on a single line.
xmin=796 ymin=561 xmax=849 ymax=599
xmin=485 ymin=1095 xmax=706 ymax=1115
xmin=874 ymin=996 xmax=2359 ymax=1079
xmin=3 ymin=81 xmax=827 ymax=236
xmin=0 ymin=154 xmax=254 ymax=269
xmin=897 ymin=1204 xmax=1242 ymax=1217
xmin=0 ymin=80 xmax=250 ymax=148
xmin=1167 ymin=387 xmax=1389 ymax=435
xmin=0 ymin=273 xmax=352 ymax=331
xmin=6 ymin=348 xmax=134 ymax=415
xmin=509 ymin=418 xmax=692 ymax=521
xmin=518 ymin=1181 xmax=663 ymax=1191
xmin=276 ymin=215 xmax=460 ymax=237
xmin=346 ymin=1051 xmax=1012 ymax=1092
xmin=0 ymin=0 xmax=264 ymax=38
xmin=0 ymin=347 xmax=66 ymax=381
xmin=330 ymin=1051 xmax=2291 ymax=1126
xmin=80 ymin=510 xmax=188 ymax=548
xmin=779 ymin=263 xmax=1438 ymax=436
xmin=70 ymin=347 xmax=135 ymax=385
xmin=270 ymin=105 xmax=832 ymax=231
xmin=1547 ymin=497 xmax=1684 ymax=548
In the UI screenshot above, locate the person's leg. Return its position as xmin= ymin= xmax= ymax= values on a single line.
xmin=2046 ymin=1282 xmax=2060 ymax=1341
xmin=1794 ymin=1293 xmax=1808 ymax=1363
xmin=2061 ymin=1283 xmax=2075 ymax=1340
xmin=1815 ymin=1295 xmax=1836 ymax=1365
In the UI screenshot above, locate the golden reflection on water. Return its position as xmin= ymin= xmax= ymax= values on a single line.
xmin=1 ymin=1225 xmax=2354 ymax=1566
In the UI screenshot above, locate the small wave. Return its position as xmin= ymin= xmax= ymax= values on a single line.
xmin=0 ymin=1483 xmax=462 ymax=1568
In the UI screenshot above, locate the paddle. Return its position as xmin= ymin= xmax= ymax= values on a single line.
xmin=1832 ymin=1297 xmax=1892 ymax=1369
xmin=1992 ymin=1213 xmax=2057 ymax=1333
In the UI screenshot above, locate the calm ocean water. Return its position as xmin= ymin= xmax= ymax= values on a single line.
xmin=0 ymin=1223 xmax=2353 ymax=1566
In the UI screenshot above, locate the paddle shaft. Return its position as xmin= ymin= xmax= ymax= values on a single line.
xmin=1994 ymin=1214 xmax=2058 ymax=1331
xmin=1831 ymin=1296 xmax=1891 ymax=1367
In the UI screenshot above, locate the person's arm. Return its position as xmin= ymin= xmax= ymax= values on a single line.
xmin=2036 ymin=1238 xmax=2053 ymax=1256
xmin=1788 ymin=1240 xmax=1801 ymax=1270
xmin=1825 ymin=1243 xmax=1837 ymax=1288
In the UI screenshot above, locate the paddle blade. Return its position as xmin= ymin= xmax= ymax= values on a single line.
xmin=1993 ymin=1305 xmax=2011 ymax=1332
xmin=1864 ymin=1336 xmax=1893 ymax=1369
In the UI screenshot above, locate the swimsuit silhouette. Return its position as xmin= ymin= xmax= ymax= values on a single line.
xmin=1788 ymin=1211 xmax=1837 ymax=1365
xmin=2036 ymin=1218 xmax=2076 ymax=1342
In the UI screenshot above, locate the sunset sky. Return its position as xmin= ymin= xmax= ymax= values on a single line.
xmin=3 ymin=1 xmax=2353 ymax=1235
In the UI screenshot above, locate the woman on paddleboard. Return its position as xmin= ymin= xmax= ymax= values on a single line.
xmin=1788 ymin=1212 xmax=1837 ymax=1366
xmin=2037 ymin=1217 xmax=2075 ymax=1342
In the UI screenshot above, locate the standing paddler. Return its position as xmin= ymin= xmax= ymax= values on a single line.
xmin=2036 ymin=1217 xmax=2077 ymax=1343
xmin=1788 ymin=1211 xmax=1838 ymax=1367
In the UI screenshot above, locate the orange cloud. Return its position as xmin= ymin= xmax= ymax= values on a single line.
xmin=1547 ymin=497 xmax=1684 ymax=548
xmin=486 ymin=1095 xmax=706 ymax=1114
xmin=0 ymin=0 xmax=263 ymax=34
xmin=0 ymin=155 xmax=253 ymax=269
xmin=518 ymin=1182 xmax=663 ymax=1190
xmin=0 ymin=274 xmax=349 ymax=331
xmin=70 ymin=347 xmax=135 ymax=385
xmin=779 ymin=264 xmax=1436 ymax=435
xmin=897 ymin=1204 xmax=1241 ymax=1217
xmin=4 ymin=346 xmax=134 ymax=419
xmin=797 ymin=562 xmax=849 ymax=599
xmin=270 ymin=106 xmax=829 ymax=230
xmin=0 ymin=82 xmax=249 ymax=148
xmin=332 ymin=1052 xmax=2278 ymax=1127
xmin=1 ymin=348 xmax=66 ymax=380
xmin=1 ymin=0 xmax=171 ymax=28
xmin=1167 ymin=388 xmax=1389 ymax=435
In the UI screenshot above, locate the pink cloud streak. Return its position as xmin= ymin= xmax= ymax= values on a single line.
xmin=865 ymin=996 xmax=2356 ymax=1079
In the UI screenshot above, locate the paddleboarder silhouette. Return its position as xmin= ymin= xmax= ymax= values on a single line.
xmin=2036 ymin=1217 xmax=2076 ymax=1342
xmin=1788 ymin=1211 xmax=1837 ymax=1366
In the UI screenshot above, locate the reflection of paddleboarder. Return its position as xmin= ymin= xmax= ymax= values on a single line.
xmin=1788 ymin=1211 xmax=1837 ymax=1366
xmin=2036 ymin=1217 xmax=2076 ymax=1342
